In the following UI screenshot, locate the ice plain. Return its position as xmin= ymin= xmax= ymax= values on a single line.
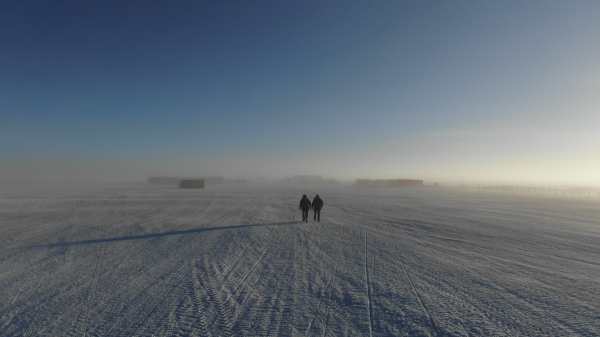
xmin=1 ymin=183 xmax=599 ymax=337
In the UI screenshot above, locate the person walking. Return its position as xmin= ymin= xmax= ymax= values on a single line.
xmin=312 ymin=194 xmax=324 ymax=222
xmin=299 ymin=194 xmax=312 ymax=222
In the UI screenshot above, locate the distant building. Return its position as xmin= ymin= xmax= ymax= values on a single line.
xmin=148 ymin=176 xmax=224 ymax=187
xmin=354 ymin=179 xmax=424 ymax=188
xmin=179 ymin=179 xmax=205 ymax=189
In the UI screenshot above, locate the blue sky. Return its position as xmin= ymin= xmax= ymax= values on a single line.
xmin=2 ymin=1 xmax=599 ymax=184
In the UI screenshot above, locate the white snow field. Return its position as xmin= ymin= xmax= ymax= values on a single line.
xmin=1 ymin=183 xmax=599 ymax=337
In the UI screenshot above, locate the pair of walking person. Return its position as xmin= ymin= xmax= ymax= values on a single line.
xmin=299 ymin=194 xmax=324 ymax=223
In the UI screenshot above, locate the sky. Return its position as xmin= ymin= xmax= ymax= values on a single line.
xmin=2 ymin=0 xmax=599 ymax=185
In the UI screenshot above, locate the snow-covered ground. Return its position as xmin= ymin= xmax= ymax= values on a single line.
xmin=1 ymin=183 xmax=599 ymax=337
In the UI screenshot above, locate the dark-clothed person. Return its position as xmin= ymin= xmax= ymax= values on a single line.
xmin=312 ymin=194 xmax=324 ymax=222
xmin=299 ymin=194 xmax=312 ymax=222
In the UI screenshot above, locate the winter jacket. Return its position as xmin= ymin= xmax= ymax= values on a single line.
xmin=312 ymin=196 xmax=324 ymax=210
xmin=299 ymin=197 xmax=312 ymax=211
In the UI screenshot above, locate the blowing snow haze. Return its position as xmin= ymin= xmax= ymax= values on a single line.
xmin=2 ymin=1 xmax=600 ymax=186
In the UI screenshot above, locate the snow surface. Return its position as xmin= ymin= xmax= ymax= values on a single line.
xmin=1 ymin=183 xmax=599 ymax=337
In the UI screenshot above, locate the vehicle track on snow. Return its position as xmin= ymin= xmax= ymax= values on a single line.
xmin=303 ymin=273 xmax=334 ymax=337
xmin=127 ymin=262 xmax=192 ymax=337
xmin=230 ymin=227 xmax=297 ymax=336
xmin=227 ymin=245 xmax=270 ymax=305
xmin=218 ymin=241 xmax=252 ymax=294
xmin=165 ymin=260 xmax=211 ymax=337
xmin=269 ymin=229 xmax=297 ymax=337
xmin=64 ymin=245 xmax=106 ymax=337
xmin=153 ymin=210 xmax=244 ymax=337
xmin=364 ymin=232 xmax=374 ymax=337
xmin=398 ymin=255 xmax=441 ymax=337
xmin=1 ymin=250 xmax=92 ymax=337
xmin=99 ymin=239 xmax=198 ymax=337
xmin=178 ymin=208 xmax=247 ymax=337
xmin=187 ymin=260 xmax=228 ymax=337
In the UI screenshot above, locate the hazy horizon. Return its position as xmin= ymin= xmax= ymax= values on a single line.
xmin=2 ymin=1 xmax=599 ymax=187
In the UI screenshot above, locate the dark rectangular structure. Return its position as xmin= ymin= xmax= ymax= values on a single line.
xmin=179 ymin=179 xmax=205 ymax=189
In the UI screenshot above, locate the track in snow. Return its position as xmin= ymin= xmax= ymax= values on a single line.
xmin=398 ymin=251 xmax=440 ymax=337
xmin=364 ymin=232 xmax=374 ymax=337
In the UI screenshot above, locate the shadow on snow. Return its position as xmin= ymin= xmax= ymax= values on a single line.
xmin=29 ymin=221 xmax=301 ymax=249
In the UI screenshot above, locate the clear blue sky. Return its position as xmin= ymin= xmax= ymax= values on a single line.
xmin=2 ymin=1 xmax=599 ymax=185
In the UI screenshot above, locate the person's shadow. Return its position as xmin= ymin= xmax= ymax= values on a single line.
xmin=29 ymin=221 xmax=301 ymax=249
